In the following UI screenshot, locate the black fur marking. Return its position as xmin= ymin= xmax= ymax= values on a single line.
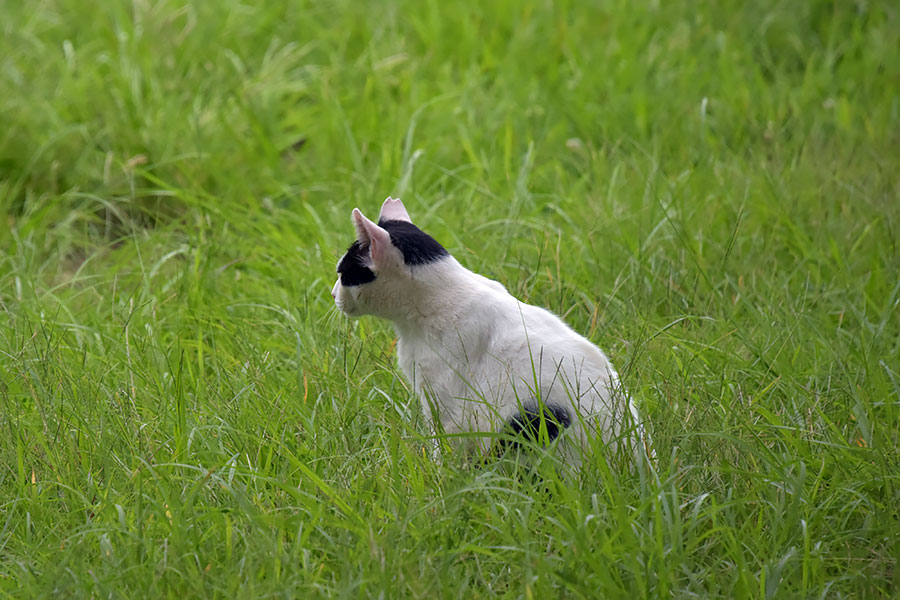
xmin=499 ymin=402 xmax=571 ymax=450
xmin=337 ymin=241 xmax=376 ymax=286
xmin=378 ymin=219 xmax=449 ymax=266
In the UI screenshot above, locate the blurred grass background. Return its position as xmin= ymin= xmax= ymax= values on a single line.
xmin=1 ymin=0 xmax=898 ymax=597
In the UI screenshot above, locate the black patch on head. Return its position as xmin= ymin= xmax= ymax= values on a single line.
xmin=498 ymin=402 xmax=571 ymax=451
xmin=378 ymin=219 xmax=449 ymax=266
xmin=337 ymin=241 xmax=376 ymax=286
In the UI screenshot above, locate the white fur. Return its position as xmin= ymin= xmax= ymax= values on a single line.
xmin=333 ymin=198 xmax=646 ymax=465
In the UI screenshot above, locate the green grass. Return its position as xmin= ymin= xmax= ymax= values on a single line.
xmin=2 ymin=0 xmax=899 ymax=597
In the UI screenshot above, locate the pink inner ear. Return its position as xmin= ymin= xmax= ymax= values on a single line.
xmin=352 ymin=208 xmax=392 ymax=267
xmin=378 ymin=196 xmax=412 ymax=223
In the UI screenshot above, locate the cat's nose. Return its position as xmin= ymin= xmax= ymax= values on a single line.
xmin=331 ymin=279 xmax=340 ymax=299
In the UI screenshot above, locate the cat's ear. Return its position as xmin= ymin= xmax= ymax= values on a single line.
xmin=352 ymin=208 xmax=393 ymax=267
xmin=378 ymin=196 xmax=412 ymax=223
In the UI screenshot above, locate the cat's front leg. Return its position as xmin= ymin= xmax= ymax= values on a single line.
xmin=425 ymin=421 xmax=443 ymax=464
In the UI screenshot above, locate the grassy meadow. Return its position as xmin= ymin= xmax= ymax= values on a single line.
xmin=2 ymin=0 xmax=899 ymax=597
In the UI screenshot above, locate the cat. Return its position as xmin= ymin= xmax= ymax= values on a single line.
xmin=332 ymin=197 xmax=647 ymax=467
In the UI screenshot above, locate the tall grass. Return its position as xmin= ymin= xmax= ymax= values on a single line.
xmin=2 ymin=0 xmax=898 ymax=597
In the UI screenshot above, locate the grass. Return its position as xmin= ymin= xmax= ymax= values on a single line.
xmin=1 ymin=0 xmax=899 ymax=597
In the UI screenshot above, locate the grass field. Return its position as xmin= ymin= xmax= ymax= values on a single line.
xmin=2 ymin=0 xmax=899 ymax=597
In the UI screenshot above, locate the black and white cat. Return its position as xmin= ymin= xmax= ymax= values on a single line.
xmin=332 ymin=197 xmax=646 ymax=466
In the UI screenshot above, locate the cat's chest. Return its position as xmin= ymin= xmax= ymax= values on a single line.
xmin=395 ymin=333 xmax=474 ymax=391
xmin=396 ymin=335 xmax=442 ymax=379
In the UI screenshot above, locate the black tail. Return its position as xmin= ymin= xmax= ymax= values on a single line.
xmin=496 ymin=401 xmax=571 ymax=451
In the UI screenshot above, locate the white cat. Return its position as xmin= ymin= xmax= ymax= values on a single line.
xmin=332 ymin=197 xmax=647 ymax=466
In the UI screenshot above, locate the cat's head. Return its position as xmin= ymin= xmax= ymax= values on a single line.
xmin=332 ymin=197 xmax=450 ymax=318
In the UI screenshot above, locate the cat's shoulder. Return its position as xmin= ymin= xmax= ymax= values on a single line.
xmin=468 ymin=271 xmax=511 ymax=297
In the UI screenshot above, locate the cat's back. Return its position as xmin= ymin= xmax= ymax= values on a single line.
xmin=464 ymin=273 xmax=617 ymax=380
xmin=506 ymin=302 xmax=615 ymax=371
